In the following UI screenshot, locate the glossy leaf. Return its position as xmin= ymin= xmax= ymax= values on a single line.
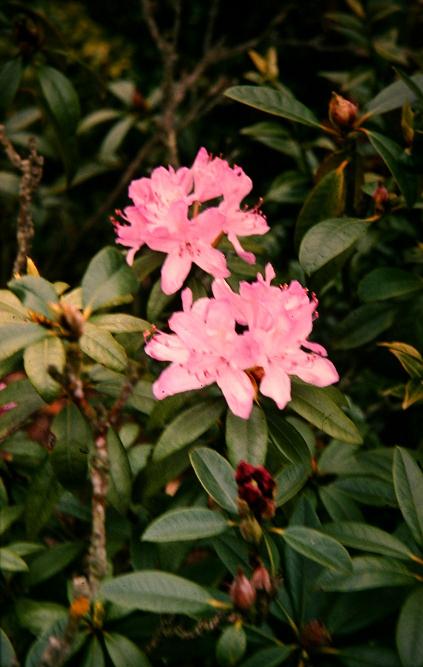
xmin=338 ymin=644 xmax=402 ymax=667
xmin=295 ymin=165 xmax=346 ymax=249
xmin=80 ymin=323 xmax=127 ymax=371
xmin=379 ymin=342 xmax=423 ymax=379
xmin=366 ymin=73 xmax=423 ymax=115
xmin=0 ymin=323 xmax=50 ymax=363
xmin=334 ymin=303 xmax=396 ymax=350
xmin=0 ymin=505 xmax=23 ymax=536
xmin=396 ymin=587 xmax=423 ymax=667
xmin=0 ymin=547 xmax=28 ymax=572
xmin=100 ymin=570 xmax=215 ymax=614
xmin=107 ymin=429 xmax=132 ymax=514
xmin=15 ymin=599 xmax=67 ymax=636
xmin=289 ymin=381 xmax=362 ymax=444
xmin=274 ymin=463 xmax=310 ymax=506
xmin=226 ymin=405 xmax=268 ymax=466
xmin=281 ymin=526 xmax=352 ymax=573
xmin=153 ymin=399 xmax=225 ymax=461
xmin=321 ymin=522 xmax=412 ymax=560
xmin=0 ymin=628 xmax=17 ymax=667
xmin=82 ymin=637 xmax=105 ymax=667
xmin=0 ymin=58 xmax=23 ymax=111
xmin=37 ymin=65 xmax=80 ymax=136
xmin=216 ymin=625 xmax=247 ymax=667
xmin=50 ymin=403 xmax=90 ymax=490
xmin=358 ymin=268 xmax=423 ymax=302
xmin=24 ymin=337 xmax=65 ymax=400
xmin=25 ymin=460 xmax=62 ymax=539
xmin=8 ymin=275 xmax=59 ymax=318
xmin=142 ymin=508 xmax=228 ymax=542
xmin=104 ymin=633 xmax=151 ymax=667
xmin=225 ymin=86 xmax=321 ymax=127
xmin=239 ymin=646 xmax=293 ymax=667
xmin=24 ymin=542 xmax=83 ymax=588
xmin=89 ymin=313 xmax=150 ymax=333
xmin=393 ymin=447 xmax=423 ymax=545
xmin=267 ymin=412 xmax=311 ymax=463
xmin=299 ymin=218 xmax=367 ymax=275
xmin=190 ymin=447 xmax=238 ymax=514
xmin=0 ymin=289 xmax=28 ymax=318
xmin=319 ymin=556 xmax=417 ymax=591
xmin=81 ymin=246 xmax=137 ymax=311
xmin=0 ymin=380 xmax=46 ymax=440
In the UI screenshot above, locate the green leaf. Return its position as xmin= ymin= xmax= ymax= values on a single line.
xmin=334 ymin=303 xmax=396 ymax=349
xmin=0 ymin=547 xmax=28 ymax=572
xmin=332 ymin=476 xmax=396 ymax=507
xmin=190 ymin=447 xmax=238 ymax=514
xmin=295 ymin=166 xmax=346 ymax=249
xmin=0 ymin=58 xmax=23 ymax=111
xmin=153 ymin=399 xmax=225 ymax=461
xmin=37 ymin=65 xmax=80 ymax=136
xmin=146 ymin=278 xmax=175 ymax=322
xmin=319 ymin=556 xmax=417 ymax=591
xmin=142 ymin=508 xmax=228 ymax=542
xmin=132 ymin=249 xmax=164 ymax=283
xmin=358 ymin=268 xmax=423 ymax=302
xmin=299 ymin=218 xmax=367 ymax=275
xmin=50 ymin=403 xmax=90 ymax=490
xmin=107 ymin=429 xmax=132 ymax=514
xmin=99 ymin=116 xmax=136 ymax=158
xmin=224 ymin=86 xmax=321 ymax=128
xmin=82 ymin=637 xmax=105 ymax=667
xmin=89 ymin=313 xmax=150 ymax=333
xmin=15 ymin=598 xmax=67 ymax=636
xmin=239 ymin=646 xmax=293 ymax=667
xmin=0 ymin=289 xmax=28 ymax=318
xmin=80 ymin=323 xmax=127 ymax=371
xmin=274 ymin=463 xmax=310 ymax=506
xmin=104 ymin=633 xmax=151 ymax=667
xmin=0 ymin=323 xmax=50 ymax=363
xmin=8 ymin=275 xmax=59 ymax=318
xmin=266 ymin=171 xmax=309 ymax=204
xmin=0 ymin=628 xmax=17 ymax=667
xmin=321 ymin=522 xmax=413 ymax=560
xmin=318 ymin=485 xmax=364 ymax=522
xmin=393 ymin=447 xmax=423 ymax=545
xmin=82 ymin=247 xmax=137 ymax=311
xmin=226 ymin=406 xmax=268 ymax=467
xmin=379 ymin=342 xmax=423 ymax=379
xmin=366 ymin=73 xmax=423 ymax=115
xmin=78 ymin=108 xmax=122 ymax=133
xmin=100 ymin=570 xmax=215 ymax=614
xmin=397 ymin=587 xmax=423 ymax=667
xmin=24 ymin=337 xmax=65 ymax=400
xmin=25 ymin=460 xmax=62 ymax=539
xmin=24 ymin=541 xmax=84 ymax=587
xmin=211 ymin=531 xmax=251 ymax=576
xmin=0 ymin=505 xmax=23 ymax=536
xmin=0 ymin=379 xmax=46 ymax=439
xmin=95 ymin=376 xmax=156 ymax=415
xmin=338 ymin=644 xmax=402 ymax=667
xmin=267 ymin=412 xmax=311 ymax=463
xmin=216 ymin=625 xmax=247 ymax=667
xmin=280 ymin=526 xmax=352 ymax=573
xmin=364 ymin=129 xmax=417 ymax=207
xmin=289 ymin=381 xmax=362 ymax=444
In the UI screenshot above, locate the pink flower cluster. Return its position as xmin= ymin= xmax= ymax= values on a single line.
xmin=114 ymin=148 xmax=269 ymax=294
xmin=145 ymin=265 xmax=339 ymax=419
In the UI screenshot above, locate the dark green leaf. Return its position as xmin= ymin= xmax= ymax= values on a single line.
xmin=338 ymin=644 xmax=401 ymax=667
xmin=274 ymin=463 xmax=310 ymax=506
xmin=367 ymin=73 xmax=423 ymax=114
xmin=107 ymin=429 xmax=132 ymax=514
xmin=321 ymin=522 xmax=412 ymax=560
xmin=0 ymin=628 xmax=16 ymax=667
xmin=0 ymin=547 xmax=28 ymax=572
xmin=379 ymin=342 xmax=423 ymax=379
xmin=104 ymin=633 xmax=151 ymax=667
xmin=24 ymin=542 xmax=84 ymax=587
xmin=15 ymin=598 xmax=67 ymax=636
xmin=80 ymin=323 xmax=127 ymax=371
xmin=99 ymin=116 xmax=136 ymax=158
xmin=50 ymin=403 xmax=90 ymax=490
xmin=299 ymin=218 xmax=367 ymax=275
xmin=24 ymin=337 xmax=65 ymax=400
xmin=364 ymin=129 xmax=417 ymax=207
xmin=319 ymin=556 xmax=417 ymax=591
xmin=358 ymin=268 xmax=423 ymax=302
xmin=267 ymin=412 xmax=311 ymax=463
xmin=216 ymin=625 xmax=247 ymax=667
xmin=225 ymin=86 xmax=320 ymax=127
xmin=319 ymin=485 xmax=364 ymax=521
xmin=82 ymin=637 xmax=105 ymax=667
xmin=226 ymin=406 xmax=268 ymax=467
xmin=143 ymin=508 xmax=228 ymax=542
xmin=211 ymin=531 xmax=251 ymax=576
xmin=289 ymin=381 xmax=362 ymax=444
xmin=239 ymin=646 xmax=293 ymax=667
xmin=8 ymin=275 xmax=59 ymax=318
xmin=25 ymin=459 xmax=62 ymax=539
xmin=396 ymin=587 xmax=423 ymax=667
xmin=393 ymin=447 xmax=423 ymax=545
xmin=100 ymin=570 xmax=216 ymax=614
xmin=281 ymin=526 xmax=352 ymax=573
xmin=295 ymin=166 xmax=346 ymax=249
xmin=153 ymin=399 xmax=225 ymax=461
xmin=0 ymin=505 xmax=23 ymax=536
xmin=82 ymin=247 xmax=137 ymax=311
xmin=190 ymin=447 xmax=238 ymax=514
xmin=0 ymin=380 xmax=46 ymax=440
xmin=0 ymin=58 xmax=23 ymax=111
xmin=332 ymin=476 xmax=396 ymax=507
xmin=334 ymin=303 xmax=396 ymax=349
xmin=146 ymin=278 xmax=175 ymax=322
xmin=37 ymin=65 xmax=80 ymax=136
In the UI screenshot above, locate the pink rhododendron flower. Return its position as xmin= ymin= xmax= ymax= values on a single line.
xmin=114 ymin=147 xmax=268 ymax=293
xmin=145 ymin=264 xmax=339 ymax=418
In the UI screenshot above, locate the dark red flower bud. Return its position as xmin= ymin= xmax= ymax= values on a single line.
xmin=301 ymin=619 xmax=331 ymax=649
xmin=230 ymin=570 xmax=256 ymax=610
xmin=372 ymin=183 xmax=389 ymax=211
xmin=235 ymin=461 xmax=276 ymax=519
xmin=329 ymin=93 xmax=358 ymax=129
xmin=251 ymin=564 xmax=273 ymax=594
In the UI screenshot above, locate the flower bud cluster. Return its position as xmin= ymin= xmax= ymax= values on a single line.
xmin=236 ymin=461 xmax=276 ymax=520
xmin=229 ymin=564 xmax=275 ymax=611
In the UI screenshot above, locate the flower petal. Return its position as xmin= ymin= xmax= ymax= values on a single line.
xmin=161 ymin=252 xmax=192 ymax=295
xmin=260 ymin=361 xmax=292 ymax=409
xmin=216 ymin=365 xmax=255 ymax=419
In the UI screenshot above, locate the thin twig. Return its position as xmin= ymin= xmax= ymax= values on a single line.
xmin=0 ymin=126 xmax=43 ymax=276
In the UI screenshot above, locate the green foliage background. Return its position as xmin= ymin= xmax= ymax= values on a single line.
xmin=0 ymin=1 xmax=422 ymax=666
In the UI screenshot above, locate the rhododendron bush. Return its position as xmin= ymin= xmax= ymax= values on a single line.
xmin=0 ymin=2 xmax=423 ymax=667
